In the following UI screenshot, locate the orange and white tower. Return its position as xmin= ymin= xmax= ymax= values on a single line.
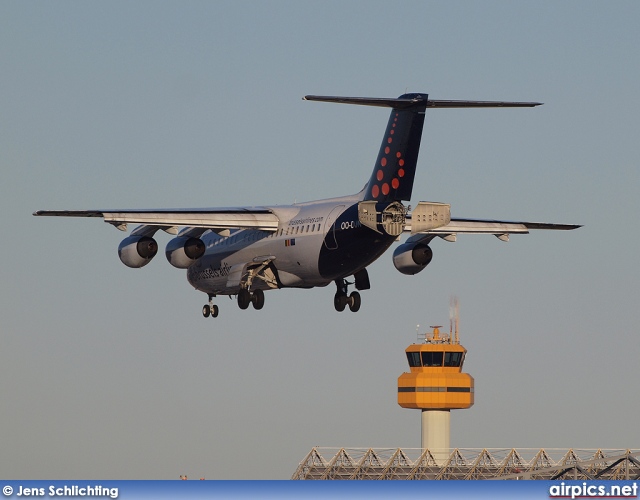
xmin=397 ymin=299 xmax=474 ymax=463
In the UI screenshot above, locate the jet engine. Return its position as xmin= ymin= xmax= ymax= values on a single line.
xmin=165 ymin=236 xmax=206 ymax=269
xmin=118 ymin=235 xmax=158 ymax=268
xmin=392 ymin=241 xmax=433 ymax=275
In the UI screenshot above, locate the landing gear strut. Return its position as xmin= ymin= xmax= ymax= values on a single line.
xmin=334 ymin=278 xmax=361 ymax=313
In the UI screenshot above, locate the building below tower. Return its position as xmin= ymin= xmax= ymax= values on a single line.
xmin=292 ymin=448 xmax=640 ymax=480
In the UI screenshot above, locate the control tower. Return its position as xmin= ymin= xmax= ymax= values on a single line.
xmin=398 ymin=304 xmax=474 ymax=463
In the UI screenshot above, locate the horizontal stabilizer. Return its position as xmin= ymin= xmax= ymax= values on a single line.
xmin=427 ymin=100 xmax=542 ymax=108
xmin=304 ymin=94 xmax=429 ymax=109
xmin=304 ymin=95 xmax=542 ymax=109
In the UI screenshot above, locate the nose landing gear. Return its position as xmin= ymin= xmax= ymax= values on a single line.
xmin=202 ymin=295 xmax=219 ymax=318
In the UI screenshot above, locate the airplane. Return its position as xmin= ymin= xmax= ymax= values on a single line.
xmin=34 ymin=93 xmax=580 ymax=318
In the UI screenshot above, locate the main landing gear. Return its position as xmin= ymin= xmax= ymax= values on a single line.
xmin=237 ymin=288 xmax=265 ymax=311
xmin=202 ymin=289 xmax=266 ymax=318
xmin=334 ymin=278 xmax=361 ymax=313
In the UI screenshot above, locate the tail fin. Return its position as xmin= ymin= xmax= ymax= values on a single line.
xmin=304 ymin=94 xmax=542 ymax=203
xmin=363 ymin=94 xmax=427 ymax=201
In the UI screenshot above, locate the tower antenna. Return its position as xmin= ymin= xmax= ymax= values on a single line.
xmin=450 ymin=296 xmax=460 ymax=344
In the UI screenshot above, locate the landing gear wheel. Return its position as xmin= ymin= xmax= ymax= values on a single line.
xmin=203 ymin=294 xmax=219 ymax=319
xmin=238 ymin=289 xmax=251 ymax=310
xmin=334 ymin=276 xmax=364 ymax=313
xmin=334 ymin=293 xmax=348 ymax=312
xmin=251 ymin=289 xmax=265 ymax=310
xmin=348 ymin=291 xmax=361 ymax=312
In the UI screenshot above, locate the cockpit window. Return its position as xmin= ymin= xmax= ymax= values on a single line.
xmin=406 ymin=352 xmax=421 ymax=367
xmin=421 ymin=351 xmax=443 ymax=367
xmin=444 ymin=352 xmax=463 ymax=367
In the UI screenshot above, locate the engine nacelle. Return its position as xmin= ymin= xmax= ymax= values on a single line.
xmin=392 ymin=241 xmax=433 ymax=275
xmin=165 ymin=236 xmax=205 ymax=269
xmin=118 ymin=235 xmax=158 ymax=268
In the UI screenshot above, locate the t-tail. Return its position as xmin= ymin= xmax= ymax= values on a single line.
xmin=304 ymin=94 xmax=542 ymax=202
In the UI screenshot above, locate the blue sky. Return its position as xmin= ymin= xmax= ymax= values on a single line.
xmin=1 ymin=1 xmax=639 ymax=479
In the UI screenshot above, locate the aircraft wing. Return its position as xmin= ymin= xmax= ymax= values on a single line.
xmin=33 ymin=208 xmax=281 ymax=232
xmin=405 ymin=217 xmax=581 ymax=239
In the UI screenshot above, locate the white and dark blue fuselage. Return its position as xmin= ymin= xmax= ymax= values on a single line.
xmin=187 ymin=192 xmax=396 ymax=295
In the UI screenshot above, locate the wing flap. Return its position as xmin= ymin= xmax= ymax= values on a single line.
xmin=405 ymin=217 xmax=581 ymax=235
xmin=33 ymin=208 xmax=280 ymax=231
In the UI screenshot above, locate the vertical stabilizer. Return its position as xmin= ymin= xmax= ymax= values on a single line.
xmin=364 ymin=94 xmax=428 ymax=202
xmin=304 ymin=93 xmax=429 ymax=202
xmin=303 ymin=94 xmax=542 ymax=203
